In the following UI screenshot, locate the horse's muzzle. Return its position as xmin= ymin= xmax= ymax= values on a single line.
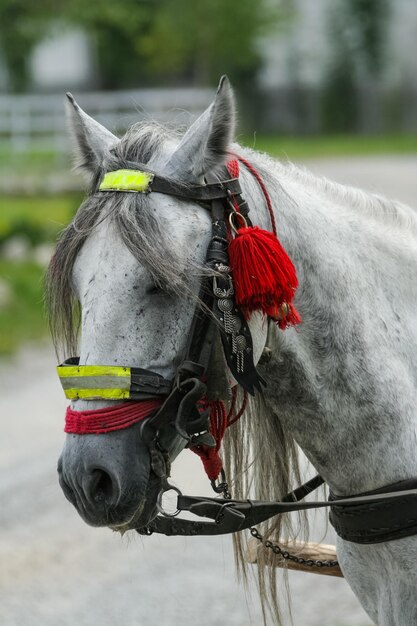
xmin=57 ymin=423 xmax=155 ymax=527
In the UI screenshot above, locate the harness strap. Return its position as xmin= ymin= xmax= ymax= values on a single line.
xmin=329 ymin=478 xmax=417 ymax=544
xmin=138 ymin=482 xmax=417 ymax=538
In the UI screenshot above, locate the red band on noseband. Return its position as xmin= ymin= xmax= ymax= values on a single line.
xmin=65 ymin=399 xmax=163 ymax=435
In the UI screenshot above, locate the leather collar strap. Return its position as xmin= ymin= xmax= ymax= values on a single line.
xmin=329 ymin=478 xmax=417 ymax=544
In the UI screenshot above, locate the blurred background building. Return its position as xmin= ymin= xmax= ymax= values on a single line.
xmin=1 ymin=0 xmax=416 ymax=143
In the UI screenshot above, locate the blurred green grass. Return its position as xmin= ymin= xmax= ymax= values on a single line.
xmin=1 ymin=134 xmax=417 ymax=173
xmin=0 ymin=260 xmax=46 ymax=354
xmin=0 ymin=194 xmax=81 ymax=245
xmin=0 ymin=147 xmax=66 ymax=170
xmin=0 ymin=194 xmax=80 ymax=356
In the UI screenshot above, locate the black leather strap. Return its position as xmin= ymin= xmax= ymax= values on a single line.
xmin=329 ymin=478 xmax=417 ymax=544
xmin=150 ymin=175 xmax=243 ymax=201
xmin=282 ymin=474 xmax=325 ymax=502
xmin=137 ymin=488 xmax=417 ymax=537
xmin=137 ymin=477 xmax=417 ymax=540
xmin=118 ymin=160 xmax=243 ymax=202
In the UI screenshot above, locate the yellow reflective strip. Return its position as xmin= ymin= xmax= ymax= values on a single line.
xmin=99 ymin=169 xmax=153 ymax=193
xmin=59 ymin=375 xmax=131 ymax=391
xmin=57 ymin=365 xmax=131 ymax=378
xmin=64 ymin=388 xmax=131 ymax=400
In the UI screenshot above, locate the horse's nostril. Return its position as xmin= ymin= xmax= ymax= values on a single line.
xmin=88 ymin=469 xmax=117 ymax=505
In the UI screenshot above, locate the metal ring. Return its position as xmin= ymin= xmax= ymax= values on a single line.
xmin=228 ymin=211 xmax=248 ymax=233
xmin=156 ymin=484 xmax=183 ymax=517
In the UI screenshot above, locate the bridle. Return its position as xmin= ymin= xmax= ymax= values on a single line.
xmin=58 ymin=156 xmax=267 ymax=486
xmin=57 ymin=156 xmax=417 ymax=551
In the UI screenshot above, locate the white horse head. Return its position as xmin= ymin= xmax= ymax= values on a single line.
xmin=50 ymin=77 xmax=267 ymax=529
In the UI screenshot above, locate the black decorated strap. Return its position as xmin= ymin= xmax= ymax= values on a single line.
xmin=211 ymin=274 xmax=265 ymax=395
xmin=205 ymin=169 xmax=265 ymax=396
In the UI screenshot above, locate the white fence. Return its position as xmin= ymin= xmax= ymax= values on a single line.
xmin=0 ymin=88 xmax=214 ymax=157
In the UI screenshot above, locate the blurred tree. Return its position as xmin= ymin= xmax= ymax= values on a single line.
xmin=64 ymin=0 xmax=151 ymax=89
xmin=0 ymin=0 xmax=292 ymax=91
xmin=350 ymin=0 xmax=388 ymax=76
xmin=0 ymin=0 xmax=63 ymax=91
xmin=68 ymin=0 xmax=284 ymax=89
xmin=321 ymin=0 xmax=390 ymax=132
xmin=321 ymin=6 xmax=358 ymax=133
xmin=0 ymin=0 xmax=286 ymax=91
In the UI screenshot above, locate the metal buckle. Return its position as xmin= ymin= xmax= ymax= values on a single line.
xmin=156 ymin=483 xmax=183 ymax=518
xmin=211 ymin=469 xmax=231 ymax=499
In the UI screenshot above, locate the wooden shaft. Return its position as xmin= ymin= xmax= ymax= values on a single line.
xmin=246 ymin=538 xmax=344 ymax=578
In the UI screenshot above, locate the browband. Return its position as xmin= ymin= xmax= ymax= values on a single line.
xmin=99 ymin=168 xmax=243 ymax=201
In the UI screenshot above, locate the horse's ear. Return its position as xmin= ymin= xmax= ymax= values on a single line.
xmin=164 ymin=75 xmax=236 ymax=181
xmin=65 ymin=93 xmax=118 ymax=177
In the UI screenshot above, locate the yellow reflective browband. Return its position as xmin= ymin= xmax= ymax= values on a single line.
xmin=57 ymin=364 xmax=131 ymax=400
xmin=99 ymin=169 xmax=154 ymax=193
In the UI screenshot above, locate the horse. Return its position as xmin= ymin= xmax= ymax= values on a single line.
xmin=47 ymin=77 xmax=417 ymax=625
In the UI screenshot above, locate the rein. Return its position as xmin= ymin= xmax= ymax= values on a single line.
xmin=138 ymin=477 xmax=417 ymax=544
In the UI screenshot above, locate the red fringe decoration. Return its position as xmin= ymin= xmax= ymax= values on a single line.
xmin=228 ymin=225 xmax=300 ymax=326
xmin=190 ymin=390 xmax=248 ymax=480
xmin=191 ymin=400 xmax=227 ymax=480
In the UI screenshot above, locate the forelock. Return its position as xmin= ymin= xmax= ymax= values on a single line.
xmin=111 ymin=122 xmax=180 ymax=170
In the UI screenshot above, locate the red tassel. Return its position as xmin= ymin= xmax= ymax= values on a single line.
xmin=228 ymin=225 xmax=301 ymax=327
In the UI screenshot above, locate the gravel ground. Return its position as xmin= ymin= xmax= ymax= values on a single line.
xmin=2 ymin=155 xmax=416 ymax=626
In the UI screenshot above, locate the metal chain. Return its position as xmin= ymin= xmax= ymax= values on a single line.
xmin=212 ymin=474 xmax=339 ymax=569
xmin=249 ymin=526 xmax=339 ymax=569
